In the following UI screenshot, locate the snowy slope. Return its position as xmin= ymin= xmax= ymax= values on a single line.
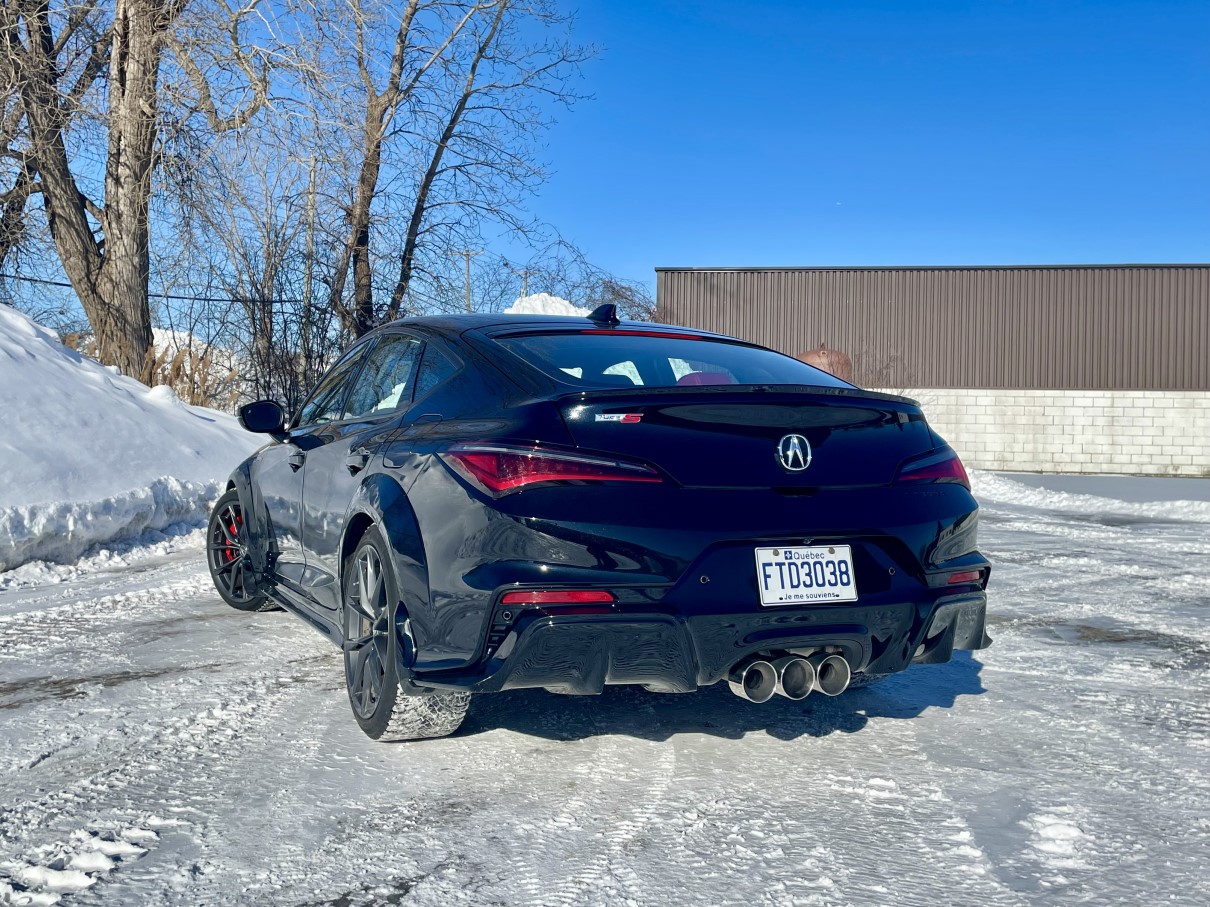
xmin=0 ymin=306 xmax=259 ymax=571
xmin=973 ymin=471 xmax=1210 ymax=522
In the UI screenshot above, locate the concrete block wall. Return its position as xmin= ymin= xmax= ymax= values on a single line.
xmin=875 ymin=389 xmax=1210 ymax=477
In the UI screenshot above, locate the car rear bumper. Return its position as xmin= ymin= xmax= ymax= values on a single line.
xmin=412 ymin=591 xmax=989 ymax=695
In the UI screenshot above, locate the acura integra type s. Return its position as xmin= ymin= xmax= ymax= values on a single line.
xmin=207 ymin=305 xmax=990 ymax=741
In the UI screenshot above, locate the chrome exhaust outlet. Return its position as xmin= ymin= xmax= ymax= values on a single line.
xmin=727 ymin=658 xmax=778 ymax=703
xmin=809 ymin=653 xmax=852 ymax=696
xmin=772 ymin=655 xmax=815 ymax=700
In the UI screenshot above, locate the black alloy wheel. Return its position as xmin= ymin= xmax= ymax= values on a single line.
xmin=344 ymin=540 xmax=391 ymax=721
xmin=206 ymin=490 xmax=272 ymax=611
xmin=342 ymin=527 xmax=471 ymax=741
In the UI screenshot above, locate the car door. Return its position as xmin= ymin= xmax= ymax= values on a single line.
xmin=298 ymin=332 xmax=425 ymax=610
xmin=252 ymin=342 xmax=371 ymax=588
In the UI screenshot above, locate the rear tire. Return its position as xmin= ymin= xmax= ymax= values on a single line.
xmin=342 ymin=527 xmax=470 ymax=741
xmin=206 ymin=490 xmax=275 ymax=612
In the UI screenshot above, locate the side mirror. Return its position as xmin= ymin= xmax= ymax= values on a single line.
xmin=238 ymin=400 xmax=286 ymax=435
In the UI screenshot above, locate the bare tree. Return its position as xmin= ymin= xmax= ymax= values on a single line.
xmin=158 ymin=96 xmax=348 ymax=410
xmin=585 ymin=276 xmax=655 ymax=322
xmin=0 ymin=1 xmax=108 ymax=269
xmin=2 ymin=0 xmax=269 ymax=381
xmin=468 ymin=241 xmax=655 ymax=320
xmin=297 ymin=0 xmax=589 ymax=334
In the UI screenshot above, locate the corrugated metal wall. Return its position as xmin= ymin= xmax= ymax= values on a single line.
xmin=656 ymin=266 xmax=1210 ymax=390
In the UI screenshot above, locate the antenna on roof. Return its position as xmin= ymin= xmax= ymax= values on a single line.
xmin=587 ymin=303 xmax=620 ymax=325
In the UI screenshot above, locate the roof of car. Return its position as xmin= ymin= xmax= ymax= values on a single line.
xmin=375 ymin=313 xmax=736 ymax=342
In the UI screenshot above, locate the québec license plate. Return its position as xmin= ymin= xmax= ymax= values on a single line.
xmin=754 ymin=545 xmax=859 ymax=605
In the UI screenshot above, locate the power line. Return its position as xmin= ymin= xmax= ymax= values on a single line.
xmin=0 ymin=273 xmax=302 ymax=305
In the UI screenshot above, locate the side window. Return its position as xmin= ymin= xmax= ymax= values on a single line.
xmin=343 ymin=334 xmax=422 ymax=419
xmin=413 ymin=344 xmax=458 ymax=401
xmin=669 ymin=357 xmax=737 ymax=384
xmin=602 ymin=361 xmax=643 ymax=385
xmin=296 ymin=343 xmax=371 ymax=427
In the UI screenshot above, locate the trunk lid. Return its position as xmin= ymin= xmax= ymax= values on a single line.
xmin=558 ymin=386 xmax=932 ymax=489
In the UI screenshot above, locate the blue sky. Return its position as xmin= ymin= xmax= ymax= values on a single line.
xmin=523 ymin=0 xmax=1209 ymax=283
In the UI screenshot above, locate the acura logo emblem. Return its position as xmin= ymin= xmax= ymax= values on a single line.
xmin=777 ymin=434 xmax=812 ymax=471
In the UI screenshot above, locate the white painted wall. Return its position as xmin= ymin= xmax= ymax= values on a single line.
xmin=875 ymin=389 xmax=1210 ymax=477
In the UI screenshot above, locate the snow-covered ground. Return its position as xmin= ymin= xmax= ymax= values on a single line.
xmin=1 ymin=472 xmax=1208 ymax=906
xmin=0 ymin=307 xmax=258 ymax=571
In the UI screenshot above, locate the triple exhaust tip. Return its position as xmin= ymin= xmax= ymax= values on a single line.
xmin=809 ymin=653 xmax=852 ymax=697
xmin=727 ymin=653 xmax=851 ymax=703
xmin=727 ymin=658 xmax=778 ymax=703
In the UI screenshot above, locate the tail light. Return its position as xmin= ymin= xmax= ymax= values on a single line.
xmin=500 ymin=590 xmax=615 ymax=605
xmin=895 ymin=448 xmax=970 ymax=490
xmin=946 ymin=569 xmax=985 ymax=586
xmin=500 ymin=590 xmax=615 ymax=617
xmin=442 ymin=443 xmax=663 ymax=496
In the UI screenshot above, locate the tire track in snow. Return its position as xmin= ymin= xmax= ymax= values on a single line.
xmin=0 ymin=671 xmax=279 ymax=840
xmin=0 ymin=576 xmax=218 ymax=663
xmin=0 ymin=648 xmax=331 ymax=905
xmin=475 ymin=692 xmax=676 ymax=907
xmin=542 ymin=711 xmax=677 ymax=906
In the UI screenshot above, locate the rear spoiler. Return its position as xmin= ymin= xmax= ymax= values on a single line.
xmin=555 ymin=384 xmax=922 ymax=408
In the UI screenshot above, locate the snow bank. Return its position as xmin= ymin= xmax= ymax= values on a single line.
xmin=0 ymin=306 xmax=260 ymax=571
xmin=972 ymin=471 xmax=1210 ymax=522
xmin=503 ymin=293 xmax=589 ymax=317
xmin=0 ymin=522 xmax=206 ymax=591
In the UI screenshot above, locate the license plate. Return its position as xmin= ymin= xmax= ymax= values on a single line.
xmin=754 ymin=545 xmax=858 ymax=605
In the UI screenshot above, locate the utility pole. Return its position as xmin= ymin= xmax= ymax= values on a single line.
xmin=512 ymin=266 xmax=532 ymax=297
xmin=449 ymin=250 xmax=482 ymax=312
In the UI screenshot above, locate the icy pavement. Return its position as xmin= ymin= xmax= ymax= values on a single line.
xmin=1 ymin=476 xmax=1208 ymax=906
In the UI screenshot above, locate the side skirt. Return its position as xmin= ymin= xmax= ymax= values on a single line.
xmin=270 ymin=583 xmax=343 ymax=646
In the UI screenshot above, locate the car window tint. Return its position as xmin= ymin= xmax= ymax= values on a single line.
xmin=296 ymin=344 xmax=370 ymax=427
xmin=496 ymin=333 xmax=853 ymax=390
xmin=413 ymin=344 xmax=458 ymax=401
xmin=343 ymin=334 xmax=422 ymax=419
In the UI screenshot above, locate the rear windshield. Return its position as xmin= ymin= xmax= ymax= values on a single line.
xmin=495 ymin=331 xmax=853 ymax=390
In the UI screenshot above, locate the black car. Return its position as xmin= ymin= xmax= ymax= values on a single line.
xmin=207 ymin=305 xmax=990 ymax=741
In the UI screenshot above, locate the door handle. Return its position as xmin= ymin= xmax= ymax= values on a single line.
xmin=345 ymin=451 xmax=370 ymax=474
xmin=288 ymin=450 xmax=305 ymax=471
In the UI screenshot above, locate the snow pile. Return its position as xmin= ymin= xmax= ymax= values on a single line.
xmin=0 ymin=524 xmax=207 ymax=591
xmin=0 ymin=305 xmax=260 ymax=571
xmin=972 ymin=471 xmax=1210 ymax=522
xmin=503 ymin=293 xmax=589 ymax=317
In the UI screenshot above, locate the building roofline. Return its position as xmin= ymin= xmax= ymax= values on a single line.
xmin=655 ymin=263 xmax=1210 ymax=273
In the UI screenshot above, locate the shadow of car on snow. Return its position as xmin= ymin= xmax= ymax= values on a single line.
xmin=454 ymin=651 xmax=987 ymax=743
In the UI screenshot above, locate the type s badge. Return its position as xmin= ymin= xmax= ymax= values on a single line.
xmin=595 ymin=413 xmax=643 ymax=423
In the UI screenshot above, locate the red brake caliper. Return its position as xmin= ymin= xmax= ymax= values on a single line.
xmin=224 ymin=512 xmax=241 ymax=563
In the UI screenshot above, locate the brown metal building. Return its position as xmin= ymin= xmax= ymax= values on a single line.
xmin=655 ymin=265 xmax=1210 ymax=390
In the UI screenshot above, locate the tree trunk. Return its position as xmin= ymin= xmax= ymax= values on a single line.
xmin=19 ymin=1 xmax=110 ymax=346
xmin=387 ymin=2 xmax=506 ymax=320
xmin=94 ymin=0 xmax=163 ymax=381
xmin=349 ymin=141 xmax=379 ymax=335
xmin=18 ymin=0 xmax=172 ymax=381
xmin=387 ymin=91 xmax=470 ymax=320
xmin=329 ymin=96 xmax=386 ymax=338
